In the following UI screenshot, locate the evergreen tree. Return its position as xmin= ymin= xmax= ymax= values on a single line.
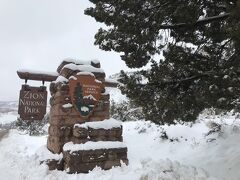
xmin=85 ymin=0 xmax=240 ymax=124
xmin=15 ymin=114 xmax=49 ymax=136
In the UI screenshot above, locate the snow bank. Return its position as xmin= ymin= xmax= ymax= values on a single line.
xmin=0 ymin=130 xmax=47 ymax=179
xmin=123 ymin=111 xmax=240 ymax=180
xmin=0 ymin=129 xmax=215 ymax=180
xmin=63 ymin=141 xmax=126 ymax=153
xmin=137 ymin=158 xmax=214 ymax=180
xmin=35 ymin=145 xmax=63 ymax=161
xmin=1 ymin=111 xmax=240 ymax=179
xmin=0 ymin=113 xmax=17 ymax=125
xmin=74 ymin=118 xmax=122 ymax=129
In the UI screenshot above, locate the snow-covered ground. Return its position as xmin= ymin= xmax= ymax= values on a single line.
xmin=125 ymin=111 xmax=240 ymax=180
xmin=0 ymin=109 xmax=240 ymax=179
xmin=0 ymin=112 xmax=18 ymax=125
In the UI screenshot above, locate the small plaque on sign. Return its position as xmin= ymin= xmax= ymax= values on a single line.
xmin=69 ymin=73 xmax=102 ymax=117
xmin=18 ymin=85 xmax=47 ymax=120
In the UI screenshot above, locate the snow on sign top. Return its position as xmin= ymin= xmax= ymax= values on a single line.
xmin=53 ymin=75 xmax=68 ymax=83
xmin=62 ymin=58 xmax=100 ymax=66
xmin=17 ymin=69 xmax=59 ymax=77
xmin=63 ymin=63 xmax=105 ymax=74
xmin=63 ymin=141 xmax=127 ymax=153
xmin=77 ymin=72 xmax=95 ymax=76
xmin=69 ymin=76 xmax=77 ymax=80
xmin=63 ymin=58 xmax=92 ymax=65
xmin=17 ymin=69 xmax=59 ymax=82
xmin=74 ymin=118 xmax=122 ymax=130
xmin=57 ymin=58 xmax=101 ymax=73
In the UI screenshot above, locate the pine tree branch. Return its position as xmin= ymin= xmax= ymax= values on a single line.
xmin=159 ymin=72 xmax=212 ymax=84
xmin=159 ymin=13 xmax=230 ymax=29
xmin=134 ymin=71 xmax=213 ymax=88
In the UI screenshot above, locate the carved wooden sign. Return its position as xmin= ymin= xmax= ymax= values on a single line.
xmin=18 ymin=85 xmax=47 ymax=120
xmin=69 ymin=73 xmax=102 ymax=117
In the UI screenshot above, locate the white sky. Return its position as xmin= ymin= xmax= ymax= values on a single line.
xmin=0 ymin=0 xmax=129 ymax=101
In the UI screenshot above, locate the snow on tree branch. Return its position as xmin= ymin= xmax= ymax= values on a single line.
xmin=159 ymin=13 xmax=230 ymax=29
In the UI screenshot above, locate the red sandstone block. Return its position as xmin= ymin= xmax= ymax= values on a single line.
xmin=63 ymin=148 xmax=128 ymax=173
xmin=49 ymin=115 xmax=86 ymax=126
xmin=94 ymin=101 xmax=109 ymax=112
xmin=104 ymin=160 xmax=120 ymax=169
xmin=70 ymin=137 xmax=88 ymax=144
xmin=47 ymin=136 xmax=64 ymax=154
xmin=50 ymin=96 xmax=71 ymax=107
xmin=92 ymin=109 xmax=109 ymax=118
xmin=48 ymin=125 xmax=72 ymax=137
xmin=54 ymin=90 xmax=69 ymax=99
xmin=49 ymin=82 xmax=57 ymax=95
xmin=73 ymin=126 xmax=88 ymax=138
xmin=50 ymin=104 xmax=83 ymax=117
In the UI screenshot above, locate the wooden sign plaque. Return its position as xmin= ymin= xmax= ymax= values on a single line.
xmin=69 ymin=73 xmax=102 ymax=117
xmin=18 ymin=85 xmax=47 ymax=120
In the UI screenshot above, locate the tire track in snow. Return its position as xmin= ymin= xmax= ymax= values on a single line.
xmin=0 ymin=129 xmax=9 ymax=140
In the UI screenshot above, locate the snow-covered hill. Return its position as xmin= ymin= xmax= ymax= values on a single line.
xmin=0 ymin=101 xmax=18 ymax=113
xmin=0 ymin=101 xmax=18 ymax=127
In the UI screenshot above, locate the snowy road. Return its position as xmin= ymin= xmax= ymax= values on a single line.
xmin=0 ymin=129 xmax=9 ymax=140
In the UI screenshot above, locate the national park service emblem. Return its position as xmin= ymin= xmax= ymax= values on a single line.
xmin=69 ymin=72 xmax=102 ymax=117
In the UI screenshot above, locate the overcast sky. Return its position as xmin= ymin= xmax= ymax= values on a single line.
xmin=0 ymin=0 xmax=129 ymax=101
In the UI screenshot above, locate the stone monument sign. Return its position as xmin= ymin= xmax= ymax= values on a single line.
xmin=46 ymin=59 xmax=128 ymax=173
xmin=17 ymin=58 xmax=128 ymax=173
